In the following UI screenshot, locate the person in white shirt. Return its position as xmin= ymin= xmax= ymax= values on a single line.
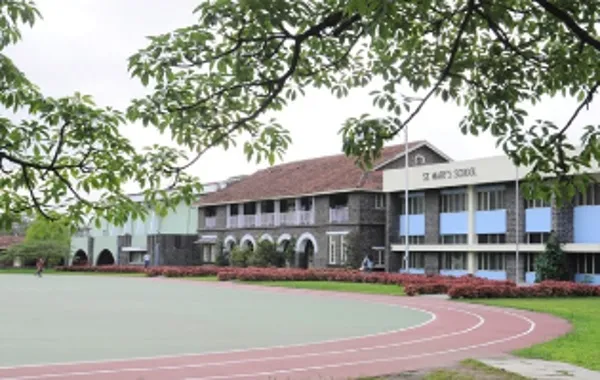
xmin=143 ymin=253 xmax=150 ymax=268
xmin=360 ymin=255 xmax=373 ymax=272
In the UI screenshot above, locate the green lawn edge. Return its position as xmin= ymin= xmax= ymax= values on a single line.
xmin=462 ymin=298 xmax=600 ymax=371
xmin=238 ymin=280 xmax=406 ymax=296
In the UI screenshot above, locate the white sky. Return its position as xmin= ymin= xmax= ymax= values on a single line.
xmin=5 ymin=0 xmax=596 ymax=192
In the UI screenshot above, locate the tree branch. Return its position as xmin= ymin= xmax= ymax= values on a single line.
xmin=41 ymin=121 xmax=69 ymax=179
xmin=392 ymin=0 xmax=475 ymax=136
xmin=533 ymin=0 xmax=600 ymax=52
xmin=21 ymin=167 xmax=54 ymax=220
xmin=557 ymin=81 xmax=600 ymax=138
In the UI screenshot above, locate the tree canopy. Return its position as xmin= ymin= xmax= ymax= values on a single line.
xmin=0 ymin=1 xmax=201 ymax=230
xmin=129 ymin=0 xmax=600 ymax=204
xmin=3 ymin=0 xmax=600 ymax=230
xmin=24 ymin=215 xmax=71 ymax=246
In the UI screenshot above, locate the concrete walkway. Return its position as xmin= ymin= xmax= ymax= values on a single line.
xmin=480 ymin=357 xmax=600 ymax=380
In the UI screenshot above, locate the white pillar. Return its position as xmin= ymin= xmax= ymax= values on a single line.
xmin=295 ymin=198 xmax=301 ymax=225
xmin=255 ymin=201 xmax=262 ymax=227
xmin=274 ymin=200 xmax=280 ymax=226
xmin=226 ymin=204 xmax=231 ymax=228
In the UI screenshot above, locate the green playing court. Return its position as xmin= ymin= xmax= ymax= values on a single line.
xmin=0 ymin=274 xmax=432 ymax=367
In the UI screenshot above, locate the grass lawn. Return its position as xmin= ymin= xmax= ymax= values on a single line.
xmin=465 ymin=298 xmax=600 ymax=371
xmin=242 ymin=280 xmax=405 ymax=296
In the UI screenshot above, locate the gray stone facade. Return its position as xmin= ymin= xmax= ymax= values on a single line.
xmin=505 ymin=182 xmax=525 ymax=244
xmin=198 ymin=191 xmax=388 ymax=269
xmin=148 ymin=234 xmax=201 ymax=266
xmin=551 ymin=200 xmax=574 ymax=243
xmin=424 ymin=190 xmax=440 ymax=244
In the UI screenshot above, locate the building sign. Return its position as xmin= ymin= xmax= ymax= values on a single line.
xmin=422 ymin=167 xmax=477 ymax=181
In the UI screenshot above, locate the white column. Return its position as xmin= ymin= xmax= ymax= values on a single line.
xmin=274 ymin=200 xmax=280 ymax=226
xmin=255 ymin=201 xmax=262 ymax=227
xmin=295 ymin=198 xmax=301 ymax=225
xmin=467 ymin=185 xmax=477 ymax=274
xmin=226 ymin=204 xmax=230 ymax=228
xmin=311 ymin=197 xmax=316 ymax=224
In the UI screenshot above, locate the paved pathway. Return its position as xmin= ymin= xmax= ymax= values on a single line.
xmin=481 ymin=357 xmax=600 ymax=380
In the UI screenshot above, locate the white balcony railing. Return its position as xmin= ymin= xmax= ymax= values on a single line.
xmin=299 ymin=210 xmax=313 ymax=225
xmin=280 ymin=211 xmax=296 ymax=226
xmin=205 ymin=217 xmax=216 ymax=229
xmin=329 ymin=207 xmax=349 ymax=223
xmin=243 ymin=214 xmax=256 ymax=228
xmin=227 ymin=216 xmax=238 ymax=228
xmin=260 ymin=213 xmax=275 ymax=227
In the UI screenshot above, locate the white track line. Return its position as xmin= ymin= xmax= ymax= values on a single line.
xmin=0 ymin=306 xmax=486 ymax=380
xmin=182 ymin=310 xmax=536 ymax=380
xmin=0 ymin=301 xmax=435 ymax=371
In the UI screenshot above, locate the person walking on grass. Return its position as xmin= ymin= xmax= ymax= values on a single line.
xmin=35 ymin=257 xmax=45 ymax=277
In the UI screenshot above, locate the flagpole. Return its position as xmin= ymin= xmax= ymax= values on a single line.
xmin=404 ymin=125 xmax=410 ymax=272
xmin=515 ymin=165 xmax=520 ymax=285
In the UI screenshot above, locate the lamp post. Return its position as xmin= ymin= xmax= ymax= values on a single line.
xmin=404 ymin=125 xmax=410 ymax=271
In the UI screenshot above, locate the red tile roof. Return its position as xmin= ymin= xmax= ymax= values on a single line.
xmin=0 ymin=235 xmax=24 ymax=250
xmin=197 ymin=141 xmax=424 ymax=205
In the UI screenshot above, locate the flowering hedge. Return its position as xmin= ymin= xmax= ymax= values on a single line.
xmin=448 ymin=280 xmax=600 ymax=299
xmin=404 ymin=277 xmax=516 ymax=296
xmin=55 ymin=265 xmax=146 ymax=273
xmin=54 ymin=265 xmax=220 ymax=277
xmin=145 ymin=265 xmax=221 ymax=277
xmin=54 ymin=265 xmax=600 ymax=298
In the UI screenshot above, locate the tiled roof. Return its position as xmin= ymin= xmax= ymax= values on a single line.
xmin=197 ymin=141 xmax=424 ymax=205
xmin=0 ymin=235 xmax=24 ymax=249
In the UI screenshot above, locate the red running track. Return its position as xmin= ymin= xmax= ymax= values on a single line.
xmin=0 ymin=281 xmax=571 ymax=380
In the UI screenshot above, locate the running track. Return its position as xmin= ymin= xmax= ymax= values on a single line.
xmin=0 ymin=280 xmax=571 ymax=380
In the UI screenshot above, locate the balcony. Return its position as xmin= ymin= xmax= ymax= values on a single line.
xmin=227 ymin=216 xmax=239 ymax=228
xmin=329 ymin=207 xmax=349 ymax=223
xmin=243 ymin=214 xmax=256 ymax=228
xmin=299 ymin=210 xmax=313 ymax=225
xmin=280 ymin=211 xmax=296 ymax=226
xmin=205 ymin=217 xmax=216 ymax=229
xmin=260 ymin=213 xmax=275 ymax=227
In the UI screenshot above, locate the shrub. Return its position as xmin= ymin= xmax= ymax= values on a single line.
xmin=214 ymin=241 xmax=230 ymax=267
xmin=230 ymin=246 xmax=251 ymax=267
xmin=535 ymin=231 xmax=569 ymax=282
xmin=448 ymin=280 xmax=600 ymax=299
xmin=248 ymin=240 xmax=284 ymax=268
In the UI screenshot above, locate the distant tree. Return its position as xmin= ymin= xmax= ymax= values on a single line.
xmin=535 ymin=231 xmax=569 ymax=282
xmin=25 ymin=216 xmax=71 ymax=246
xmin=0 ymin=240 xmax=69 ymax=267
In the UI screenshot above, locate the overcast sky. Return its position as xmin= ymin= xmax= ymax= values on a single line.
xmin=5 ymin=0 xmax=596 ymax=192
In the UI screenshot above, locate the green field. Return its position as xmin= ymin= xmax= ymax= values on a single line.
xmin=467 ymin=298 xmax=600 ymax=371
xmin=242 ymin=280 xmax=406 ymax=296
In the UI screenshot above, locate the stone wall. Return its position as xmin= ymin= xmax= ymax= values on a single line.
xmin=505 ymin=182 xmax=525 ymax=243
xmin=424 ymin=190 xmax=440 ymax=244
xmin=385 ymin=192 xmax=402 ymax=272
xmin=147 ymin=234 xmax=201 ymax=266
xmin=117 ymin=235 xmax=132 ymax=265
xmin=552 ymin=200 xmax=574 ymax=243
